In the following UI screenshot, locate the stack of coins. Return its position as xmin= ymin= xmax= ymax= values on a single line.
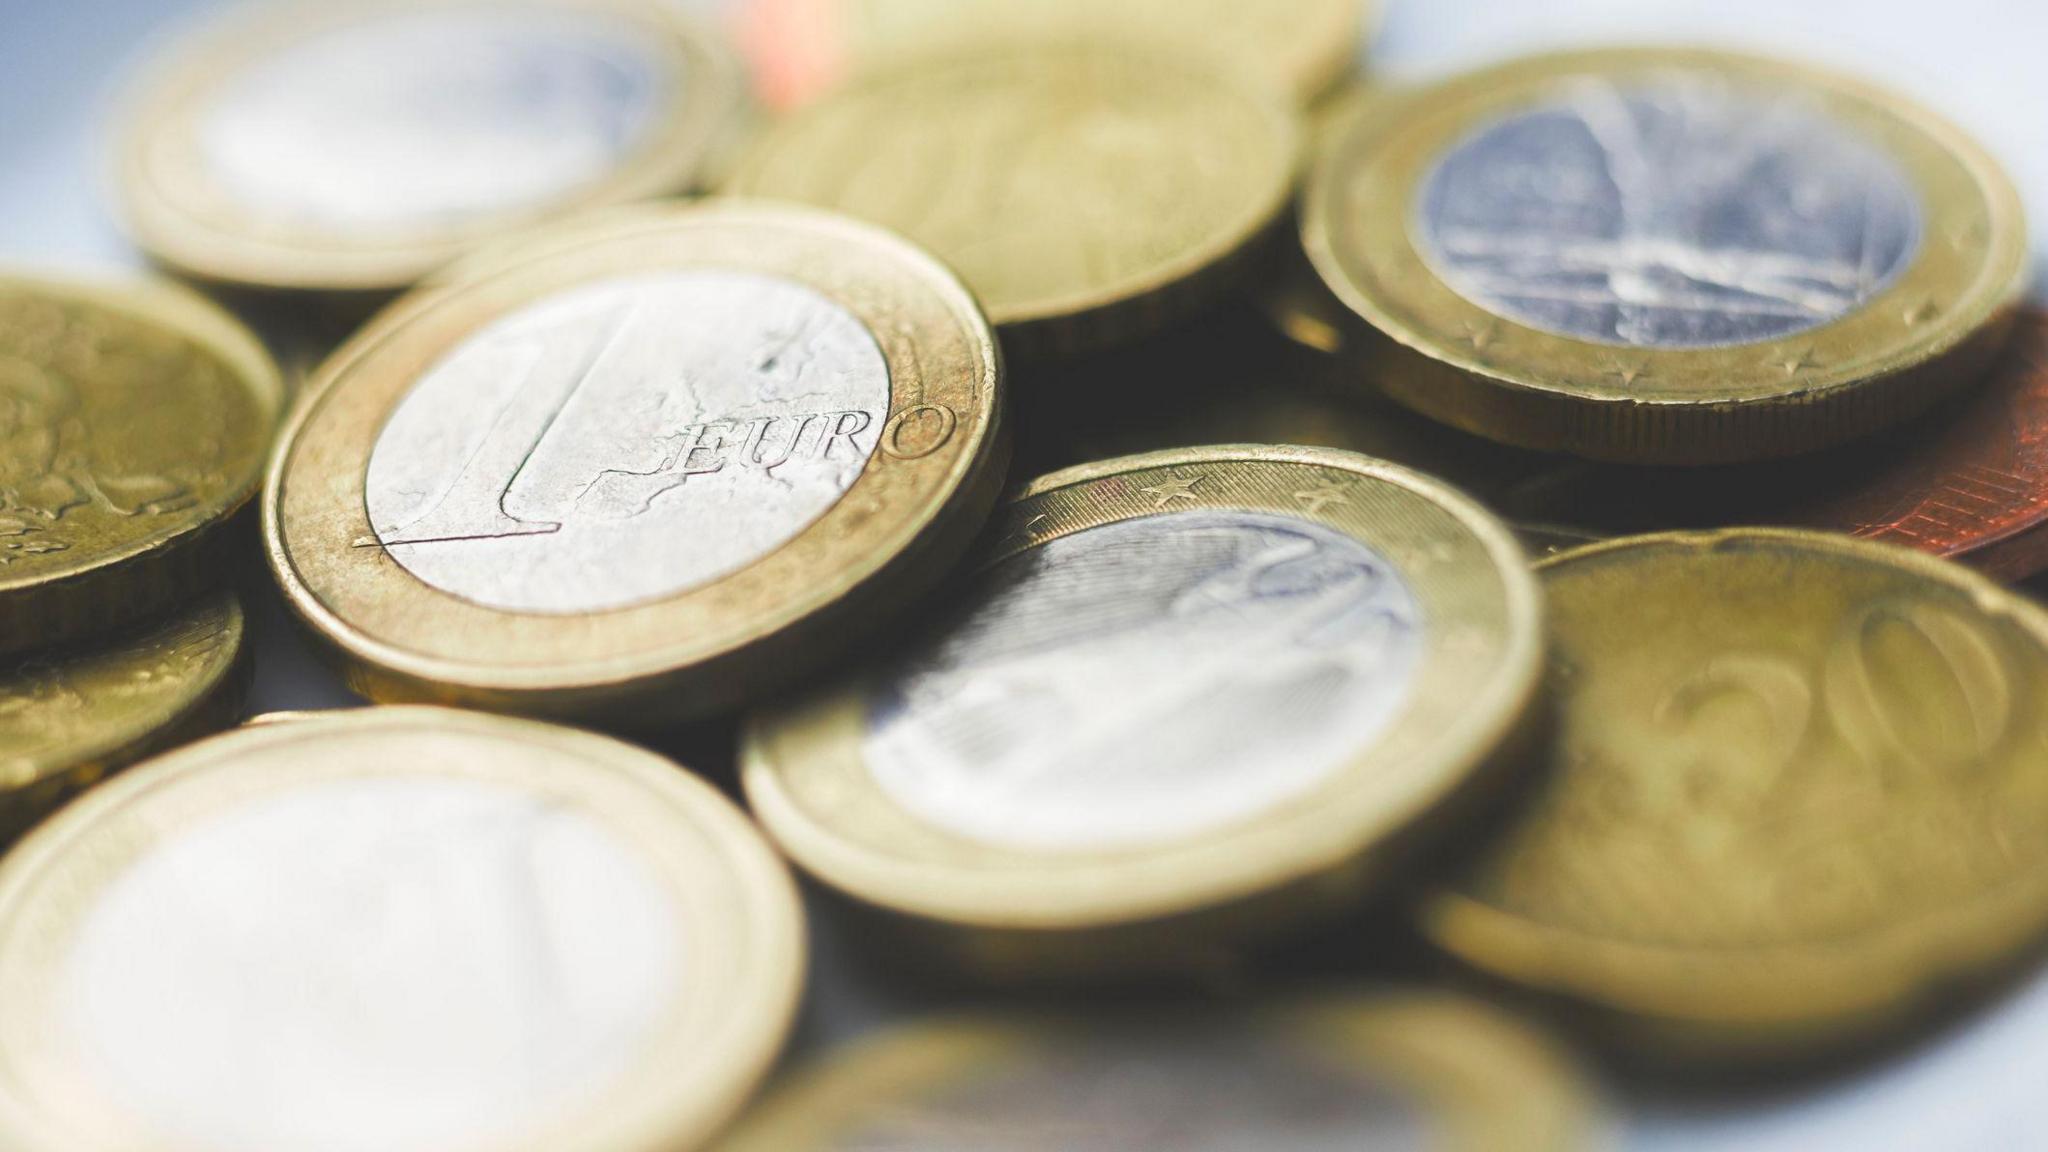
xmin=3 ymin=0 xmax=2047 ymax=1147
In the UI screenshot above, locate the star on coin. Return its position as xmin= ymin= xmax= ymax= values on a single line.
xmin=1293 ymin=485 xmax=1350 ymax=515
xmin=1138 ymin=475 xmax=1203 ymax=508
xmin=1776 ymin=347 xmax=1819 ymax=375
xmin=1603 ymin=360 xmax=1651 ymax=387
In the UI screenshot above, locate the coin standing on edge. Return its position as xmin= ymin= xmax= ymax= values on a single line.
xmin=727 ymin=43 xmax=1301 ymax=359
xmin=744 ymin=445 xmax=1543 ymax=975
xmin=0 ymin=593 xmax=245 ymax=846
xmin=117 ymin=0 xmax=746 ymax=293
xmin=712 ymin=993 xmax=1599 ymax=1152
xmin=1304 ymin=48 xmax=2028 ymax=464
xmin=0 ymin=707 xmax=805 ymax=1152
xmin=1427 ymin=529 xmax=2048 ymax=1056
xmin=737 ymin=0 xmax=1369 ymax=109
xmin=0 ymin=275 xmax=281 ymax=655
xmin=267 ymin=203 xmax=1005 ymax=723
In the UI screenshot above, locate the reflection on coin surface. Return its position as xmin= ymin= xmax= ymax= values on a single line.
xmin=745 ymin=446 xmax=1540 ymax=963
xmin=1305 ymin=49 xmax=2027 ymax=464
xmin=1427 ymin=530 xmax=2048 ymax=1053
xmin=0 ymin=276 xmax=280 ymax=654
xmin=714 ymin=995 xmax=1597 ymax=1152
xmin=727 ymin=43 xmax=1299 ymax=357
xmin=737 ymin=0 xmax=1367 ymax=108
xmin=0 ymin=593 xmax=244 ymax=845
xmin=267 ymin=203 xmax=1004 ymax=723
xmin=119 ymin=0 xmax=743 ymax=290
xmin=0 ymin=708 xmax=803 ymax=1152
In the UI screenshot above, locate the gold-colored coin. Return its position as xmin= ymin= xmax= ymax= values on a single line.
xmin=267 ymin=202 xmax=1005 ymax=724
xmin=744 ymin=445 xmax=1542 ymax=975
xmin=726 ymin=43 xmax=1301 ymax=359
xmin=713 ymin=993 xmax=1599 ymax=1152
xmin=117 ymin=0 xmax=746 ymax=293
xmin=0 ymin=706 xmax=804 ymax=1152
xmin=1304 ymin=48 xmax=2028 ymax=464
xmin=0 ymin=592 xmax=245 ymax=846
xmin=0 ymin=275 xmax=281 ymax=654
xmin=1427 ymin=529 xmax=2048 ymax=1055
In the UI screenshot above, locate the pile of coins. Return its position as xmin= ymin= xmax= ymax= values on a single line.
xmin=1 ymin=0 xmax=2043 ymax=1147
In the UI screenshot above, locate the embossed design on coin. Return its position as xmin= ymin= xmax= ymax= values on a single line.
xmin=366 ymin=271 xmax=889 ymax=615
xmin=829 ymin=1029 xmax=1428 ymax=1152
xmin=66 ymin=775 xmax=681 ymax=1152
xmin=1417 ymin=73 xmax=1922 ymax=349
xmin=194 ymin=8 xmax=669 ymax=232
xmin=864 ymin=509 xmax=1425 ymax=851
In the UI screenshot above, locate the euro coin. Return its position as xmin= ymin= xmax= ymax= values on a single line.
xmin=0 ymin=592 xmax=244 ymax=846
xmin=1427 ymin=529 xmax=2048 ymax=1055
xmin=744 ymin=445 xmax=1542 ymax=975
xmin=726 ymin=43 xmax=1301 ymax=359
xmin=1304 ymin=48 xmax=2028 ymax=464
xmin=0 ymin=275 xmax=281 ymax=654
xmin=0 ymin=707 xmax=804 ymax=1152
xmin=713 ymin=994 xmax=1598 ymax=1152
xmin=117 ymin=0 xmax=745 ymax=292
xmin=737 ymin=0 xmax=1369 ymax=108
xmin=266 ymin=203 xmax=1004 ymax=724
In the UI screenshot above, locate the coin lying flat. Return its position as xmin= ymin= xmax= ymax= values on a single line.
xmin=0 ymin=707 xmax=804 ymax=1152
xmin=118 ymin=0 xmax=745 ymax=292
xmin=737 ymin=0 xmax=1368 ymax=108
xmin=267 ymin=203 xmax=1004 ymax=724
xmin=712 ymin=994 xmax=1598 ymax=1152
xmin=726 ymin=43 xmax=1300 ymax=359
xmin=1304 ymin=48 xmax=2028 ymax=464
xmin=745 ymin=445 xmax=1542 ymax=973
xmin=0 ymin=275 xmax=280 ymax=654
xmin=1427 ymin=529 xmax=2048 ymax=1054
xmin=0 ymin=593 xmax=244 ymax=846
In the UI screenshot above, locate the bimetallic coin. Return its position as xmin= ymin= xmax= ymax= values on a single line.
xmin=0 ymin=276 xmax=281 ymax=654
xmin=0 ymin=593 xmax=244 ymax=846
xmin=736 ymin=0 xmax=1369 ymax=108
xmin=118 ymin=0 xmax=745 ymax=292
xmin=1427 ymin=529 xmax=2048 ymax=1054
xmin=726 ymin=43 xmax=1301 ymax=359
xmin=1304 ymin=49 xmax=2028 ymax=464
xmin=745 ymin=446 xmax=1542 ymax=972
xmin=267 ymin=203 xmax=1004 ymax=723
xmin=0 ymin=707 xmax=803 ymax=1152
xmin=713 ymin=994 xmax=1598 ymax=1152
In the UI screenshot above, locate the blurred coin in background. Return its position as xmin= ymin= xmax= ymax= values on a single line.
xmin=737 ymin=0 xmax=1370 ymax=108
xmin=727 ymin=43 xmax=1301 ymax=360
xmin=266 ymin=203 xmax=1005 ymax=725
xmin=745 ymin=445 xmax=1542 ymax=976
xmin=1305 ymin=48 xmax=2029 ymax=464
xmin=1428 ymin=529 xmax=2048 ymax=1057
xmin=712 ymin=993 xmax=1599 ymax=1152
xmin=0 ymin=707 xmax=803 ymax=1152
xmin=0 ymin=275 xmax=280 ymax=654
xmin=116 ymin=0 xmax=746 ymax=293
xmin=0 ymin=592 xmax=244 ymax=847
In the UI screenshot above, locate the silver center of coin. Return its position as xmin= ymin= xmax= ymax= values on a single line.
xmin=367 ymin=271 xmax=890 ymax=615
xmin=863 ymin=509 xmax=1426 ymax=852
xmin=62 ymin=776 xmax=682 ymax=1152
xmin=196 ymin=8 xmax=670 ymax=232
xmin=1415 ymin=72 xmax=1923 ymax=348
xmin=832 ymin=1026 xmax=1432 ymax=1152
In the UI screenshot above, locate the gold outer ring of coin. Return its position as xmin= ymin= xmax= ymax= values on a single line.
xmin=1425 ymin=528 xmax=2048 ymax=1057
xmin=0 ymin=592 xmax=247 ymax=847
xmin=710 ymin=993 xmax=1599 ymax=1152
xmin=725 ymin=41 xmax=1303 ymax=360
xmin=114 ymin=0 xmax=747 ymax=293
xmin=1302 ymin=47 xmax=2030 ymax=465
xmin=265 ymin=201 xmax=1006 ymax=724
xmin=0 ymin=705 xmax=806 ymax=1152
xmin=743 ymin=444 xmax=1544 ymax=974
xmin=0 ymin=274 xmax=281 ymax=655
